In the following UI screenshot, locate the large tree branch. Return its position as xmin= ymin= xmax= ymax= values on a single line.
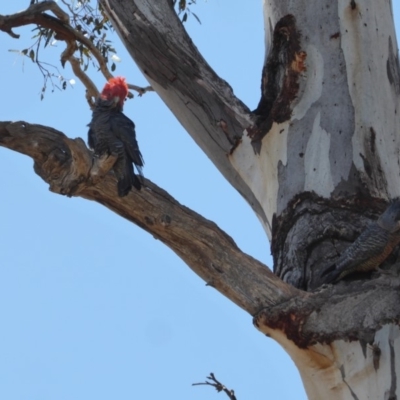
xmin=0 ymin=120 xmax=298 ymax=314
xmin=2 ymin=120 xmax=400 ymax=351
xmin=98 ymin=0 xmax=269 ymax=228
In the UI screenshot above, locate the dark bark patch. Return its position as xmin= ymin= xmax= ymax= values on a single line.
xmin=340 ymin=365 xmax=359 ymax=400
xmin=359 ymin=153 xmax=372 ymax=179
xmin=350 ymin=0 xmax=357 ymax=10
xmin=229 ymin=138 xmax=242 ymax=155
xmin=248 ymin=15 xmax=305 ymax=150
xmin=330 ymin=32 xmax=340 ymax=39
xmin=272 ymin=192 xmax=386 ymax=290
xmin=254 ymin=275 xmax=400 ymax=349
xmin=360 ymin=339 xmax=368 ymax=358
xmin=387 ymin=36 xmax=400 ymax=95
xmin=253 ymin=296 xmax=316 ymax=348
xmin=372 ymin=343 xmax=381 ymax=371
xmin=160 ymin=214 xmax=171 ymax=227
xmin=369 ymin=127 xmax=376 ymax=154
xmin=388 ymin=339 xmax=397 ymax=400
xmin=144 ymin=216 xmax=155 ymax=225
xmin=361 ymin=127 xmax=388 ymax=195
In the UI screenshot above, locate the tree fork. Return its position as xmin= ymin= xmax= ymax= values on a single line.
xmin=0 ymin=120 xmax=298 ymax=314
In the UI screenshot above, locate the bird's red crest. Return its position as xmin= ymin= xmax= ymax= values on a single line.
xmin=100 ymin=76 xmax=129 ymax=107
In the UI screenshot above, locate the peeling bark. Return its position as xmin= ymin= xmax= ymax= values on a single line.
xmin=387 ymin=36 xmax=400 ymax=95
xmin=250 ymin=14 xmax=306 ymax=147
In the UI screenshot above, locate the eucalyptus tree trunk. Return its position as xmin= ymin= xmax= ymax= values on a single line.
xmin=97 ymin=0 xmax=400 ymax=398
xmin=1 ymin=0 xmax=400 ymax=398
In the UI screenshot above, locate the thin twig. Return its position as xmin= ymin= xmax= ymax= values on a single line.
xmin=0 ymin=1 xmax=153 ymax=105
xmin=193 ymin=373 xmax=237 ymax=400
xmin=127 ymin=83 xmax=154 ymax=96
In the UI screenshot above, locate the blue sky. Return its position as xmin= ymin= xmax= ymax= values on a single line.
xmin=0 ymin=1 xmax=399 ymax=399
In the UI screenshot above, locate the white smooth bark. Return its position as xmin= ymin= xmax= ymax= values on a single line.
xmin=255 ymin=3 xmax=400 ymax=397
xmin=339 ymin=0 xmax=400 ymax=199
xmin=235 ymin=0 xmax=400 ymax=221
xmin=295 ymin=325 xmax=400 ymax=400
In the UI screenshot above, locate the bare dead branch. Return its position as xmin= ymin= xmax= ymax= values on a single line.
xmin=0 ymin=1 xmax=153 ymax=104
xmin=193 ymin=373 xmax=237 ymax=400
xmin=0 ymin=120 xmax=300 ymax=314
xmin=127 ymin=83 xmax=154 ymax=96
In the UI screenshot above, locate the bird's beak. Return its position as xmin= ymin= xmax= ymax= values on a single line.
xmin=112 ymin=97 xmax=120 ymax=106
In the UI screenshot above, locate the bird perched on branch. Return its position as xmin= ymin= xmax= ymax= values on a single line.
xmin=88 ymin=76 xmax=144 ymax=196
xmin=321 ymin=200 xmax=400 ymax=284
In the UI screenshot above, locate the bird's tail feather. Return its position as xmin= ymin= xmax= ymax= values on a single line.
xmin=131 ymin=173 xmax=142 ymax=190
xmin=117 ymin=175 xmax=132 ymax=197
xmin=115 ymin=159 xmax=141 ymax=196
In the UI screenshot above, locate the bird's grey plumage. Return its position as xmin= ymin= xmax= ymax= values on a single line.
xmin=321 ymin=200 xmax=400 ymax=284
xmin=88 ymin=97 xmax=144 ymax=196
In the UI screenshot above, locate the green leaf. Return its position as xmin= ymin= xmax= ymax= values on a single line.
xmin=182 ymin=12 xmax=187 ymax=22
xmin=179 ymin=0 xmax=186 ymax=11
xmin=21 ymin=49 xmax=28 ymax=55
xmin=192 ymin=12 xmax=201 ymax=24
xmin=29 ymin=49 xmax=35 ymax=62
xmin=44 ymin=30 xmax=53 ymax=48
xmin=111 ymin=62 xmax=116 ymax=72
xmin=62 ymin=81 xmax=67 ymax=90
